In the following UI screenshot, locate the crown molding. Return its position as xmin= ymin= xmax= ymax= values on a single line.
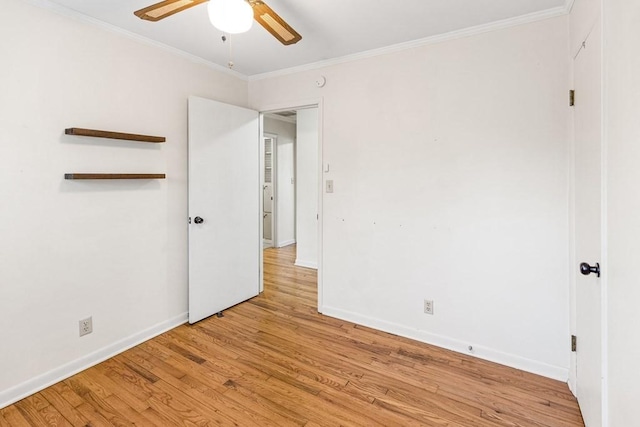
xmin=23 ymin=0 xmax=248 ymax=81
xmin=564 ymin=0 xmax=576 ymax=14
xmin=249 ymin=5 xmax=570 ymax=81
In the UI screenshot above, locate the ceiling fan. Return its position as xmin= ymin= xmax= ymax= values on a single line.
xmin=134 ymin=0 xmax=302 ymax=45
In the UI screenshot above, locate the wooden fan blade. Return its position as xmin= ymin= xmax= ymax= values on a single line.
xmin=249 ymin=0 xmax=302 ymax=45
xmin=134 ymin=0 xmax=208 ymax=21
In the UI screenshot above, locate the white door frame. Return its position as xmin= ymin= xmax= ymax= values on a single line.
xmin=257 ymin=98 xmax=324 ymax=313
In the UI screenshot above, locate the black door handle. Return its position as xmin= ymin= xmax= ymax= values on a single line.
xmin=580 ymin=262 xmax=600 ymax=277
xmin=194 ymin=216 xmax=204 ymax=224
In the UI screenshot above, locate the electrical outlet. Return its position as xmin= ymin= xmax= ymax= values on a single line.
xmin=79 ymin=317 xmax=93 ymax=337
xmin=424 ymin=300 xmax=434 ymax=315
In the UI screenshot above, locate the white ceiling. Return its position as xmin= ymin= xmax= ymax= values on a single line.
xmin=44 ymin=0 xmax=568 ymax=77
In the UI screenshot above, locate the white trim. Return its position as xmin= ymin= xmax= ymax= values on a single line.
xmin=323 ymin=306 xmax=569 ymax=381
xmin=599 ymin=0 xmax=609 ymax=423
xmin=259 ymin=115 xmax=266 ymax=293
xmin=277 ymin=239 xmax=296 ymax=248
xmin=568 ymin=6 xmax=578 ymax=395
xmin=23 ymin=0 xmax=246 ymax=80
xmin=294 ymin=259 xmax=318 ymax=270
xmin=316 ymin=101 xmax=324 ymax=313
xmin=0 ymin=312 xmax=188 ymax=410
xmin=568 ymin=71 xmax=578 ymax=396
xmin=249 ymin=6 xmax=570 ymax=81
xmin=258 ymin=100 xmax=321 ymax=113
xmin=264 ymin=113 xmax=297 ymax=125
xmin=565 ymin=0 xmax=577 ymax=14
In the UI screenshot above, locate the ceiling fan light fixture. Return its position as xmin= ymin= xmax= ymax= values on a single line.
xmin=208 ymin=0 xmax=254 ymax=34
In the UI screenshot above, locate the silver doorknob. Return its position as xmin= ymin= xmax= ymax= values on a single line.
xmin=194 ymin=216 xmax=204 ymax=224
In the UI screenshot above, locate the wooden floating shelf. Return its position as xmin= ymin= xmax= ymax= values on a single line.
xmin=65 ymin=128 xmax=165 ymax=143
xmin=64 ymin=173 xmax=166 ymax=180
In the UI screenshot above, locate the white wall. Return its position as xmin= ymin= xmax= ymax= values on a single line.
xmin=604 ymin=0 xmax=640 ymax=424
xmin=0 ymin=0 xmax=247 ymax=407
xmin=263 ymin=117 xmax=296 ymax=247
xmin=295 ymin=109 xmax=319 ymax=269
xmin=250 ymin=16 xmax=571 ymax=379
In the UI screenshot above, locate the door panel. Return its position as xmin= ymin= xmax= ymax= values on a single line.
xmin=263 ymin=212 xmax=272 ymax=240
xmin=264 ymin=184 xmax=273 ymax=213
xmin=574 ymin=22 xmax=603 ymax=427
xmin=188 ymin=96 xmax=260 ymax=324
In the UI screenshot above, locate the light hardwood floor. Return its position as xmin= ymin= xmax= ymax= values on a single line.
xmin=1 ymin=245 xmax=584 ymax=426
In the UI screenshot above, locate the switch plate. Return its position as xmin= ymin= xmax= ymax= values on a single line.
xmin=326 ymin=180 xmax=334 ymax=193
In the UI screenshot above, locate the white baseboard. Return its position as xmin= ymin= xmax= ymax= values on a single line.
xmin=277 ymin=239 xmax=296 ymax=248
xmin=0 ymin=312 xmax=188 ymax=409
xmin=294 ymin=259 xmax=318 ymax=269
xmin=322 ymin=306 xmax=569 ymax=382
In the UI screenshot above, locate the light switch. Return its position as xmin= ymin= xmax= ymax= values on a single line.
xmin=326 ymin=180 xmax=334 ymax=193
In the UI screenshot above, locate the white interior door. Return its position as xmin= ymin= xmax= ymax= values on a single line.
xmin=188 ymin=96 xmax=260 ymax=324
xmin=573 ymin=23 xmax=603 ymax=427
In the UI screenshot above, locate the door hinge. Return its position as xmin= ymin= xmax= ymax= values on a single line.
xmin=569 ymin=90 xmax=575 ymax=107
xmin=571 ymin=335 xmax=577 ymax=352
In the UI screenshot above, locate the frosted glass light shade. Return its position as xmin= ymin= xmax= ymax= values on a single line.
xmin=208 ymin=0 xmax=254 ymax=34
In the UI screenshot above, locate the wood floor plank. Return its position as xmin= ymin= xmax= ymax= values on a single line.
xmin=12 ymin=398 xmax=52 ymax=426
xmin=149 ymin=376 xmax=263 ymax=427
xmin=222 ymin=379 xmax=309 ymax=426
xmin=104 ymin=394 xmax=158 ymax=427
xmin=38 ymin=387 xmax=92 ymax=427
xmin=37 ymin=404 xmax=74 ymax=427
xmin=0 ymin=244 xmax=584 ymax=426
xmin=0 ymin=406 xmax=31 ymax=427
xmin=125 ymin=349 xmax=283 ymax=427
xmin=139 ymin=406 xmax=176 ymax=426
xmin=74 ymin=402 xmax=112 ymax=427
xmin=193 ymin=317 xmax=350 ymax=391
xmin=0 ymin=412 xmax=10 ymax=427
xmin=49 ymin=383 xmax=84 ymax=409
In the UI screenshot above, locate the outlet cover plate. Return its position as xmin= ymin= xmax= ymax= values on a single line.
xmin=79 ymin=317 xmax=93 ymax=337
xmin=424 ymin=300 xmax=434 ymax=315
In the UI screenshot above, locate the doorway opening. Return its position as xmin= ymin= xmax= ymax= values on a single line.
xmin=260 ymin=105 xmax=321 ymax=311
